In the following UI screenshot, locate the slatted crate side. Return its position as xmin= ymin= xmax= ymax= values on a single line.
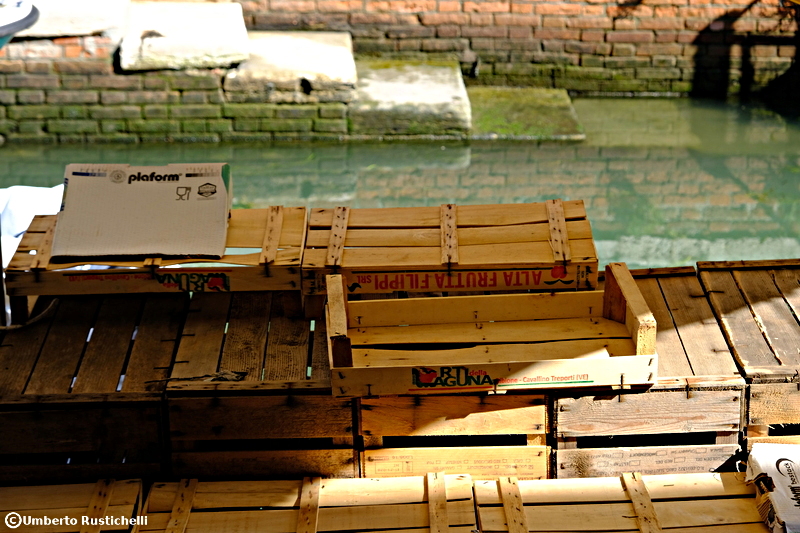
xmin=302 ymin=200 xmax=599 ymax=299
xmin=0 ymin=479 xmax=142 ymax=533
xmin=746 ymin=383 xmax=800 ymax=448
xmin=0 ymin=293 xmax=186 ymax=482
xmin=168 ymin=395 xmax=358 ymax=479
xmin=358 ymin=395 xmax=548 ymax=479
xmin=166 ymin=290 xmax=322 ymax=392
xmin=5 ymin=208 xmax=306 ymax=300
xmin=137 ymin=474 xmax=476 ymax=533
xmin=326 ymin=264 xmax=657 ymax=398
xmin=552 ymin=385 xmax=743 ymax=478
xmin=474 ymin=472 xmax=767 ymax=533
xmin=698 ymin=262 xmax=800 ymax=382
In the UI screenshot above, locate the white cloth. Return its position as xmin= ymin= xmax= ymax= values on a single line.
xmin=0 ymin=184 xmax=63 ymax=268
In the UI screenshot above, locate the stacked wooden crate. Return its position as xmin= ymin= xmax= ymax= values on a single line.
xmin=301 ymin=200 xmax=599 ymax=316
xmin=698 ymin=260 xmax=800 ymax=449
xmin=0 ymin=479 xmax=143 ymax=532
xmin=552 ymin=267 xmax=745 ymax=478
xmin=165 ymin=291 xmax=358 ymax=479
xmin=0 ymin=293 xmax=186 ymax=483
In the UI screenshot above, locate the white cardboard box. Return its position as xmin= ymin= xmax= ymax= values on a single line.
xmin=747 ymin=443 xmax=800 ymax=533
xmin=51 ymin=163 xmax=232 ymax=259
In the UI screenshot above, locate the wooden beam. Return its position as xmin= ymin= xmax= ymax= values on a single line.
xmin=165 ymin=479 xmax=198 ymax=533
xmin=326 ymin=206 xmax=350 ymax=267
xmin=79 ymin=479 xmax=115 ymax=533
xmin=427 ymin=472 xmax=449 ymax=533
xmin=327 ymin=274 xmax=353 ymax=369
xmin=440 ymin=204 xmax=459 ymax=265
xmin=604 ymin=263 xmax=656 ymax=356
xmin=498 ymin=476 xmax=528 ymax=533
xmin=260 ymin=205 xmax=284 ymax=265
xmin=30 ymin=217 xmax=56 ymax=270
xmin=296 ymin=477 xmax=322 ymax=533
xmin=546 ymin=198 xmax=571 ymax=262
xmin=621 ymin=472 xmax=662 ymax=533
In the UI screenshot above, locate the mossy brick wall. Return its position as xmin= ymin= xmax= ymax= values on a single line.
xmin=0 ymin=38 xmax=348 ymax=144
xmin=236 ymin=0 xmax=798 ymax=96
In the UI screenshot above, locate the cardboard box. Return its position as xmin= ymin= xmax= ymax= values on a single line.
xmin=51 ymin=163 xmax=231 ymax=259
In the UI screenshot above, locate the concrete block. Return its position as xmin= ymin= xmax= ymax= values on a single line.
xmin=225 ymin=32 xmax=357 ymax=95
xmin=349 ymin=60 xmax=471 ymax=135
xmin=18 ymin=0 xmax=130 ymax=41
xmin=119 ymin=2 xmax=249 ymax=70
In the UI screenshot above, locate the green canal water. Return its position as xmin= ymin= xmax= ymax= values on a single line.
xmin=1 ymin=98 xmax=799 ymax=269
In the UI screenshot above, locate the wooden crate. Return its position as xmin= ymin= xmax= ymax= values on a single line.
xmin=325 ymin=262 xmax=657 ymax=398
xmin=0 ymin=293 xmax=187 ymax=483
xmin=358 ymin=394 xmax=548 ymax=479
xmin=5 ymin=206 xmax=306 ymax=301
xmin=698 ymin=260 xmax=800 ymax=448
xmin=164 ymin=291 xmax=356 ymax=478
xmin=553 ymin=267 xmax=744 ymax=478
xmin=0 ymin=479 xmax=143 ymax=533
xmin=302 ymin=200 xmax=598 ymax=302
xmin=135 ymin=474 xmax=477 ymax=533
xmin=474 ymin=472 xmax=767 ymax=532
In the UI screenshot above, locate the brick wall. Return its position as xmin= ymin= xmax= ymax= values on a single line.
xmin=0 ymin=38 xmax=348 ymax=143
xmin=237 ymin=0 xmax=798 ymax=96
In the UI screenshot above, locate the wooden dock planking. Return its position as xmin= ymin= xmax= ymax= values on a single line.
xmin=219 ymin=292 xmax=272 ymax=380
xmin=171 ymin=292 xmax=232 ymax=379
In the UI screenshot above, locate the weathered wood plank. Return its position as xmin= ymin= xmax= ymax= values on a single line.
xmin=555 ymin=389 xmax=741 ymax=437
xmin=25 ymin=297 xmax=101 ymax=395
xmin=700 ymin=270 xmax=778 ymax=372
xmin=658 ymin=275 xmax=738 ymax=378
xmin=72 ymin=295 xmax=143 ymax=393
xmin=556 ymin=444 xmax=739 ymax=478
xmin=546 ymin=199 xmax=570 ymax=262
xmin=80 ymin=479 xmax=115 ymax=533
xmin=169 ymin=396 xmax=353 ymax=441
xmin=0 ymin=478 xmax=141 ymax=511
xmin=748 ymin=383 xmax=800 ymax=425
xmin=165 ymin=479 xmax=197 ymax=533
xmin=498 ymin=476 xmax=528 ymax=533
xmin=347 ymin=291 xmax=604 ymax=328
xmin=772 ymin=268 xmax=800 ymax=318
xmin=362 ymin=447 xmax=547 ymax=479
xmin=427 ymin=472 xmax=449 ymax=533
xmin=360 ymin=395 xmax=546 ymax=437
xmin=219 ymin=292 xmax=271 ymax=381
xmin=172 ymin=449 xmax=357 ymax=479
xmin=734 ymin=269 xmax=800 ymax=367
xmin=264 ymin=292 xmax=309 ymax=381
xmin=621 ymin=472 xmax=662 ymax=533
xmin=296 ymin=477 xmax=321 ymax=533
xmin=121 ymin=294 xmax=187 ymax=392
xmin=440 ymin=204 xmax=459 ymax=265
xmin=170 ymin=292 xmax=231 ymax=379
xmin=635 ymin=278 xmax=692 ymax=378
xmin=0 ymin=299 xmax=54 ymax=396
xmin=260 ymin=205 xmax=284 ymax=265
xmin=310 ymin=321 xmax=330 ymax=381
xmin=326 ymin=206 xmax=349 ymax=267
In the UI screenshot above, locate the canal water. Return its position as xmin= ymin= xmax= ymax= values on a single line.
xmin=1 ymin=98 xmax=798 ymax=269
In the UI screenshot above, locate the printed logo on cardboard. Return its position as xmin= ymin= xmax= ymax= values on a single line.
xmin=197 ymin=183 xmax=217 ymax=198
xmin=110 ymin=170 xmax=126 ymax=184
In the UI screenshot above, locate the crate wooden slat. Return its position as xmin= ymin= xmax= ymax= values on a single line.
xmin=553 ymin=267 xmax=744 ymax=479
xmin=164 ymin=291 xmax=354 ymax=478
xmin=137 ymin=474 xmax=477 ymax=533
xmin=5 ymin=207 xmax=306 ymax=300
xmin=359 ymin=395 xmax=548 ymax=479
xmin=302 ymin=201 xmax=598 ymax=301
xmin=325 ymin=263 xmax=656 ymax=398
xmin=0 ymin=479 xmax=142 ymax=532
xmin=474 ymin=472 xmax=767 ymax=533
xmin=698 ymin=260 xmax=800 ymax=448
xmin=0 ymin=293 xmax=186 ymax=483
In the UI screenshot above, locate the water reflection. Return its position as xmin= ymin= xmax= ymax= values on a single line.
xmin=1 ymin=98 xmax=798 ymax=268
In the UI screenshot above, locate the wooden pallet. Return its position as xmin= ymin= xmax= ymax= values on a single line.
xmin=136 ymin=474 xmax=477 ymax=533
xmin=0 ymin=479 xmax=143 ymax=532
xmin=164 ymin=291 xmax=356 ymax=478
xmin=553 ymin=267 xmax=744 ymax=478
xmin=5 ymin=207 xmax=306 ymax=306
xmin=0 ymin=294 xmax=186 ymax=483
xmin=358 ymin=394 xmax=548 ymax=479
xmin=325 ymin=262 xmax=657 ymax=397
xmin=474 ymin=472 xmax=767 ymax=532
xmin=698 ymin=260 xmax=800 ymax=448
xmin=302 ymin=200 xmax=598 ymax=314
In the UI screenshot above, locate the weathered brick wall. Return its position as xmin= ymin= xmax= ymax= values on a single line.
xmin=237 ymin=0 xmax=798 ymax=96
xmin=0 ymin=38 xmax=348 ymax=143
